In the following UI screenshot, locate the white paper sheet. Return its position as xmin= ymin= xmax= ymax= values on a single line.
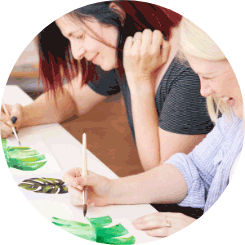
xmin=5 ymin=128 xmax=61 ymax=176
xmin=15 ymin=172 xmax=160 ymax=244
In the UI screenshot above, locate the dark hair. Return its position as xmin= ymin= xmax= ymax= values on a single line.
xmin=38 ymin=1 xmax=182 ymax=93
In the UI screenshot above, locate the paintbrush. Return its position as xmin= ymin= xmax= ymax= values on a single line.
xmin=2 ymin=101 xmax=21 ymax=146
xmin=82 ymin=133 xmax=88 ymax=217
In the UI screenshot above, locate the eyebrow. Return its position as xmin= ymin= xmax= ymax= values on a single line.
xmin=66 ymin=30 xmax=80 ymax=37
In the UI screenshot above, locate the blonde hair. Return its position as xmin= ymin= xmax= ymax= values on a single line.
xmin=179 ymin=18 xmax=232 ymax=122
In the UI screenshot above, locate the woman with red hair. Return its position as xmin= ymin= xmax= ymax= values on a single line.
xmin=1 ymin=1 xmax=213 ymax=217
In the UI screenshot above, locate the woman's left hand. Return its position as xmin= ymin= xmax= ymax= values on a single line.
xmin=132 ymin=212 xmax=196 ymax=237
xmin=123 ymin=29 xmax=170 ymax=88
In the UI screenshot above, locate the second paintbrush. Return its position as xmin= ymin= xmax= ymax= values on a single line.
xmin=82 ymin=133 xmax=88 ymax=217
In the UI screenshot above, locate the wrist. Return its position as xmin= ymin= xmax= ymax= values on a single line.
xmin=126 ymin=72 xmax=153 ymax=83
xmin=107 ymin=179 xmax=117 ymax=205
xmin=21 ymin=106 xmax=31 ymax=127
xmin=127 ymin=75 xmax=155 ymax=94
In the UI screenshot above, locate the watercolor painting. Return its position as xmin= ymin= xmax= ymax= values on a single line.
xmin=18 ymin=177 xmax=68 ymax=194
xmin=52 ymin=216 xmax=136 ymax=244
xmin=2 ymin=139 xmax=47 ymax=171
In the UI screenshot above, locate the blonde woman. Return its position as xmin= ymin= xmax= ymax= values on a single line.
xmin=63 ymin=17 xmax=244 ymax=237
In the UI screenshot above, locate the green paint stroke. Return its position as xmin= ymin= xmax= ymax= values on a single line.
xmin=52 ymin=216 xmax=136 ymax=244
xmin=2 ymin=139 xmax=47 ymax=171
xmin=18 ymin=177 xmax=68 ymax=194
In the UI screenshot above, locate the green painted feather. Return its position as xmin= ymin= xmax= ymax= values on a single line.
xmin=18 ymin=177 xmax=68 ymax=194
xmin=52 ymin=216 xmax=136 ymax=244
xmin=1 ymin=139 xmax=47 ymax=171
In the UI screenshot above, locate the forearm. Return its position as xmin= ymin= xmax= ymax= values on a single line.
xmin=130 ymin=77 xmax=160 ymax=171
xmin=21 ymin=87 xmax=78 ymax=127
xmin=108 ymin=163 xmax=188 ymax=205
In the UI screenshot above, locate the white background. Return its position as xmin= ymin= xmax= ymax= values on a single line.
xmin=0 ymin=0 xmax=244 ymax=244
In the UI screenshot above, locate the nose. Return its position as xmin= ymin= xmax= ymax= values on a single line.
xmin=70 ymin=40 xmax=86 ymax=60
xmin=200 ymin=78 xmax=215 ymax=97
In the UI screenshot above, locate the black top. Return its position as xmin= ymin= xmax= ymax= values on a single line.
xmin=88 ymin=55 xmax=214 ymax=141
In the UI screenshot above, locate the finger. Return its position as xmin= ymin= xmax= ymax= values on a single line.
xmin=146 ymin=227 xmax=170 ymax=237
xmin=75 ymin=174 xmax=102 ymax=188
xmin=0 ymin=109 xmax=13 ymax=126
xmin=161 ymin=40 xmax=171 ymax=64
xmin=123 ymin=36 xmax=134 ymax=55
xmin=132 ymin=32 xmax=142 ymax=44
xmin=10 ymin=104 xmax=23 ymax=125
xmin=69 ymin=186 xmax=84 ymax=204
xmin=0 ymin=120 xmax=13 ymax=138
xmin=133 ymin=212 xmax=163 ymax=224
xmin=62 ymin=168 xmax=83 ymax=179
xmin=62 ymin=172 xmax=82 ymax=190
xmin=133 ymin=213 xmax=167 ymax=230
xmin=141 ymin=29 xmax=153 ymax=48
xmin=151 ymin=30 xmax=163 ymax=51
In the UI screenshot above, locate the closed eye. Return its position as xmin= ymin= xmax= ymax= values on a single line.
xmin=75 ymin=34 xmax=85 ymax=40
xmin=201 ymin=76 xmax=212 ymax=80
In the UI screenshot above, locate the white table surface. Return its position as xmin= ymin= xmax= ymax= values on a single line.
xmin=3 ymin=85 xmax=119 ymax=178
xmin=2 ymin=85 xmax=160 ymax=244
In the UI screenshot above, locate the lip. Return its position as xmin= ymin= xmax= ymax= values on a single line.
xmin=227 ymin=98 xmax=235 ymax=107
xmin=216 ymin=96 xmax=236 ymax=107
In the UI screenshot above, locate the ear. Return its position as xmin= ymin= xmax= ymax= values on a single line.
xmin=109 ymin=2 xmax=126 ymax=22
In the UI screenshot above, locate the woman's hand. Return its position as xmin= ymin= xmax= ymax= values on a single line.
xmin=132 ymin=212 xmax=196 ymax=237
xmin=62 ymin=168 xmax=113 ymax=207
xmin=123 ymin=29 xmax=170 ymax=89
xmin=0 ymin=104 xmax=24 ymax=138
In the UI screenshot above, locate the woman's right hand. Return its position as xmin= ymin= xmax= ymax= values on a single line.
xmin=0 ymin=104 xmax=24 ymax=138
xmin=62 ymin=168 xmax=113 ymax=207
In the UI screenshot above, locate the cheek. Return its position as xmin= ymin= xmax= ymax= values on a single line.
xmin=85 ymin=37 xmax=100 ymax=51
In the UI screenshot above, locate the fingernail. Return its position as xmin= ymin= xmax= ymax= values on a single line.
xmin=11 ymin=116 xmax=17 ymax=124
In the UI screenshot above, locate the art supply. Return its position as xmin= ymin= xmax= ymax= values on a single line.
xmin=82 ymin=133 xmax=88 ymax=217
xmin=52 ymin=216 xmax=136 ymax=244
xmin=2 ymin=101 xmax=21 ymax=146
xmin=18 ymin=177 xmax=68 ymax=194
xmin=2 ymin=139 xmax=47 ymax=171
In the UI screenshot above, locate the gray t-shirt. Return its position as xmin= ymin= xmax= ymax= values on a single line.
xmin=88 ymin=55 xmax=214 ymax=141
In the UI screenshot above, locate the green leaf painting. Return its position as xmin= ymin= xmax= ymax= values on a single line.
xmin=2 ymin=139 xmax=47 ymax=171
xmin=18 ymin=178 xmax=68 ymax=194
xmin=52 ymin=216 xmax=136 ymax=244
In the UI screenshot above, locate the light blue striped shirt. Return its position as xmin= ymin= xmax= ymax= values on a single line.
xmin=167 ymin=114 xmax=244 ymax=212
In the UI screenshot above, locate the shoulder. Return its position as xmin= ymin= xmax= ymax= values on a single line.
xmin=162 ymin=54 xmax=200 ymax=90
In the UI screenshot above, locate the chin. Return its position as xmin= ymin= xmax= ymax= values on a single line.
xmin=99 ymin=58 xmax=118 ymax=71
xmin=100 ymin=64 xmax=115 ymax=72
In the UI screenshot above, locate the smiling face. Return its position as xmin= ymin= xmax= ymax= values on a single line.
xmin=55 ymin=15 xmax=118 ymax=71
xmin=185 ymin=54 xmax=243 ymax=118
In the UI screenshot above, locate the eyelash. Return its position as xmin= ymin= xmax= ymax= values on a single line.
xmin=75 ymin=34 xmax=85 ymax=40
xmin=202 ymin=76 xmax=211 ymax=80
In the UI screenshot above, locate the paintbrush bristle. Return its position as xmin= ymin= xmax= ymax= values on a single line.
xmin=83 ymin=204 xmax=87 ymax=217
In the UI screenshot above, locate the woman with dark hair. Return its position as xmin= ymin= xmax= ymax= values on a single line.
xmin=1 ymin=1 xmax=213 ymax=171
xmin=2 ymin=0 xmax=212 ymax=214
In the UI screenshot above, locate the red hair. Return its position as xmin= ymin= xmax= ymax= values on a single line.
xmin=38 ymin=1 xmax=182 ymax=94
